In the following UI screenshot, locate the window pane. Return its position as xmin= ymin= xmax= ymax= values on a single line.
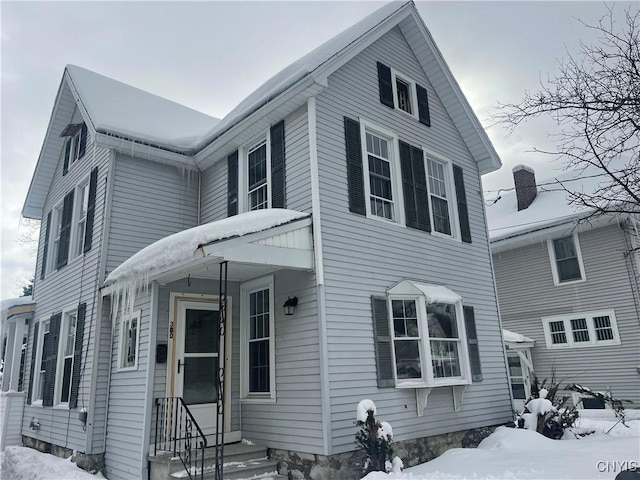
xmin=549 ymin=321 xmax=567 ymax=344
xmin=185 ymin=309 xmax=219 ymax=353
xmin=553 ymin=237 xmax=577 ymax=261
xmin=183 ymin=357 xmax=218 ymax=405
xmin=394 ymin=340 xmax=421 ymax=379
xmin=511 ymin=382 xmax=526 ymax=399
xmin=249 ymin=339 xmax=270 ymax=392
xmin=249 ymin=290 xmax=269 ymax=340
xmin=65 ymin=314 xmax=77 ymax=357
xmin=594 ymin=315 xmax=614 ymax=341
xmin=248 ymin=144 xmax=267 ymax=190
xmin=396 ymin=78 xmax=412 ymax=114
xmin=392 ymin=300 xmax=418 ymax=338
xmin=431 ymin=196 xmax=451 ymax=235
xmin=557 ymin=258 xmax=582 ymax=282
xmin=430 ymin=340 xmax=461 ymax=378
xmin=508 ymin=355 xmax=523 ymax=377
xmin=426 ymin=303 xmax=458 ymax=339
xmin=570 ymin=318 xmax=590 ymax=342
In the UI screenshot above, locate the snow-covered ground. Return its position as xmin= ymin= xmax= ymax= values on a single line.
xmin=364 ymin=409 xmax=640 ymax=480
xmin=1 ymin=410 xmax=638 ymax=479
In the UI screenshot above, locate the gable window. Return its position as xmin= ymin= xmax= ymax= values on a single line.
xmin=394 ymin=77 xmax=414 ymax=115
xmin=547 ymin=233 xmax=586 ymax=285
xmin=56 ymin=308 xmax=77 ymax=404
xmin=542 ymin=309 xmax=620 ymax=349
xmin=360 ymin=121 xmax=403 ymax=223
xmin=75 ymin=181 xmax=89 ymax=257
xmin=377 ymin=62 xmax=431 ymax=126
xmin=119 ymin=311 xmax=140 ymax=370
xmin=62 ymin=122 xmax=88 ymax=175
xmin=240 ymin=276 xmax=275 ymax=401
xmin=426 ymin=155 xmax=456 ymax=237
xmin=33 ymin=319 xmax=50 ymax=404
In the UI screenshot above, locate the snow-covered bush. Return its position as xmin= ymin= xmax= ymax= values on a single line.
xmin=567 ymin=384 xmax=632 ymax=430
xmin=355 ymin=399 xmax=401 ymax=475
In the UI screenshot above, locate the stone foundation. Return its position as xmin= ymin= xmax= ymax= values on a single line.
xmin=22 ymin=436 xmax=105 ymax=474
xmin=269 ymin=425 xmax=498 ymax=480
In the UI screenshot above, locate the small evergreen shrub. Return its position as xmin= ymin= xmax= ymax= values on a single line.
xmin=355 ymin=399 xmax=397 ymax=475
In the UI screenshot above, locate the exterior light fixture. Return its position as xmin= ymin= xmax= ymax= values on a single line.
xmin=283 ymin=297 xmax=298 ymax=316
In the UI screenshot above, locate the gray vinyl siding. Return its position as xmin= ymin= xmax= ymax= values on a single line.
xmin=493 ymin=224 xmax=640 ymax=405
xmin=105 ymin=153 xmax=199 ymax=277
xmin=315 ymin=26 xmax=512 ymax=453
xmin=24 ymin=102 xmax=110 ymax=453
xmin=104 ymin=292 xmax=152 ymax=480
xmin=199 ymin=105 xmax=311 ymax=225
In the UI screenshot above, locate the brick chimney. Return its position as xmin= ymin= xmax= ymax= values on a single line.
xmin=512 ymin=165 xmax=537 ymax=211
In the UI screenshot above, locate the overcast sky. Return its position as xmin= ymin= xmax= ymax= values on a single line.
xmin=1 ymin=1 xmax=633 ymax=298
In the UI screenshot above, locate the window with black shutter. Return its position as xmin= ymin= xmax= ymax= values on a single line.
xmin=344 ymin=117 xmax=366 ymax=216
xmin=69 ymin=303 xmax=86 ymax=408
xmin=376 ymin=62 xmax=431 ymax=127
xmin=60 ymin=122 xmax=88 ymax=176
xmin=453 ymin=165 xmax=471 ymax=243
xmin=40 ymin=211 xmax=52 ymax=279
xmin=270 ymin=120 xmax=286 ymax=209
xmin=464 ymin=306 xmax=483 ymax=382
xmin=371 ymin=296 xmax=394 ymax=388
xmin=227 ymin=151 xmax=238 ymax=217
xmin=399 ymin=141 xmax=431 ymax=232
xmin=83 ymin=167 xmax=98 ymax=253
xmin=55 ymin=190 xmax=75 ymax=270
xmin=43 ymin=313 xmax=61 ymax=407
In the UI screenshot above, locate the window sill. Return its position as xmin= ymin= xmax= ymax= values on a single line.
xmin=546 ymin=340 xmax=621 ymax=350
xmin=396 ymin=378 xmax=470 ymax=389
xmin=116 ymin=366 xmax=139 ymax=373
xmin=31 ymin=400 xmax=44 ymax=407
xmin=53 ymin=404 xmax=70 ymax=410
xmin=430 ymin=230 xmax=461 ymax=243
xmin=364 ymin=213 xmax=406 ymax=228
xmin=240 ymin=396 xmax=276 ymax=404
xmin=394 ymin=107 xmax=419 ymax=122
xmin=553 ymin=277 xmax=587 ymax=286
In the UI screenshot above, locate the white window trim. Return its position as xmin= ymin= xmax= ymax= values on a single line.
xmin=547 ymin=233 xmax=587 ymax=286
xmin=388 ymin=282 xmax=471 ymax=389
xmin=238 ymin=130 xmax=272 ymax=214
xmin=117 ymin=310 xmax=141 ymax=372
xmin=390 ymin=67 xmax=419 ymax=120
xmin=423 ymin=148 xmax=460 ymax=240
xmin=240 ymin=275 xmax=276 ymax=402
xmin=31 ymin=316 xmax=51 ymax=406
xmin=72 ymin=178 xmax=90 ymax=259
xmin=541 ymin=309 xmax=620 ymax=349
xmin=359 ymin=118 xmax=405 ymax=226
xmin=53 ymin=304 xmax=78 ymax=406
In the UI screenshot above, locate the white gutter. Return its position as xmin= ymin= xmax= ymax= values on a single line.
xmin=307 ymin=96 xmax=332 ymax=455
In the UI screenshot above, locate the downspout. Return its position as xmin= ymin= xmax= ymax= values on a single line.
xmin=141 ymin=281 xmax=159 ymax=479
xmin=307 ymin=96 xmax=332 ymax=455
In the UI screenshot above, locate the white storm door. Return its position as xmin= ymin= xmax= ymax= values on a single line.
xmin=175 ymin=301 xmax=220 ymax=436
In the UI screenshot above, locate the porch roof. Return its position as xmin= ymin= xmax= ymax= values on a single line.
xmin=103 ymin=209 xmax=313 ymax=289
xmin=503 ymin=329 xmax=535 ymax=348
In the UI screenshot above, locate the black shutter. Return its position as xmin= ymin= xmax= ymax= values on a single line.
xmin=27 ymin=322 xmax=39 ymax=405
xmin=56 ymin=190 xmax=75 ymax=269
xmin=43 ymin=313 xmax=61 ymax=407
xmin=372 ymin=296 xmax=394 ymax=388
xmin=83 ymin=167 xmax=98 ymax=253
xmin=416 ymin=84 xmax=431 ymax=127
xmin=377 ymin=62 xmax=394 ymax=108
xmin=270 ymin=120 xmax=286 ymax=208
xmin=227 ymin=151 xmax=238 ymax=217
xmin=62 ymin=140 xmax=71 ymax=176
xmin=453 ymin=165 xmax=472 ymax=243
xmin=40 ymin=211 xmax=52 ymax=280
xmin=344 ymin=117 xmax=366 ymax=216
xmin=69 ymin=303 xmax=86 ymax=408
xmin=78 ymin=122 xmax=88 ymax=159
xmin=399 ymin=141 xmax=431 ymax=232
xmin=464 ymin=306 xmax=483 ymax=382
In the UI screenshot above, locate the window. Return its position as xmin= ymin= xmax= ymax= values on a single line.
xmin=391 ymin=71 xmax=418 ymax=118
xmin=33 ymin=319 xmax=50 ymax=404
xmin=119 ymin=312 xmax=140 ymax=370
xmin=240 ymin=276 xmax=275 ymax=400
xmin=56 ymin=309 xmax=77 ymax=404
xmin=547 ymin=234 xmax=586 ymax=285
xmin=75 ymin=182 xmax=89 ymax=257
xmin=62 ymin=122 xmax=87 ymax=171
xmin=387 ymin=281 xmax=472 ymax=388
xmin=507 ymin=353 xmax=527 ymax=400
xmin=359 ymin=121 xmax=403 ymax=223
xmin=426 ymin=155 xmax=457 ymax=237
xmin=542 ymin=310 xmax=620 ymax=349
xmin=50 ymin=203 xmax=63 ymax=272
xmin=247 ymin=140 xmax=268 ymax=211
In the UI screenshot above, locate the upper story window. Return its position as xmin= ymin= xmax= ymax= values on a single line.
xmin=547 ymin=233 xmax=586 ymax=285
xmin=56 ymin=308 xmax=77 ymax=405
xmin=75 ymin=181 xmax=89 ymax=257
xmin=247 ymin=140 xmax=269 ymax=211
xmin=542 ymin=309 xmax=620 ymax=349
xmin=33 ymin=318 xmax=50 ymax=404
xmin=62 ymin=122 xmax=88 ymax=175
xmin=426 ymin=156 xmax=456 ymax=237
xmin=377 ymin=62 xmax=431 ymax=127
xmin=392 ymin=73 xmax=417 ymax=118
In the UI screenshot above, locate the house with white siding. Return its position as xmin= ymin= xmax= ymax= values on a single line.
xmin=15 ymin=2 xmax=514 ymax=479
xmin=487 ymin=165 xmax=640 ymax=411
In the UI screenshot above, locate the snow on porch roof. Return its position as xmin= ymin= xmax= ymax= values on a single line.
xmin=104 ymin=209 xmax=311 ymax=287
xmin=1 ymin=296 xmax=35 ymax=323
xmin=503 ymin=329 xmax=534 ymax=345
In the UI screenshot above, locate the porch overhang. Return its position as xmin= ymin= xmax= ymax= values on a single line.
xmin=102 ymin=209 xmax=314 ymax=294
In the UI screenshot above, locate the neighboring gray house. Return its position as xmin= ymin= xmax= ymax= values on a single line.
xmin=487 ymin=165 xmax=640 ymax=410
xmin=17 ymin=2 xmax=514 ymax=479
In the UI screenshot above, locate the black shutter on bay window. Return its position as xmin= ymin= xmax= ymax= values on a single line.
xmin=78 ymin=122 xmax=88 ymax=159
xmin=227 ymin=151 xmax=238 ymax=217
xmin=344 ymin=117 xmax=366 ymax=216
xmin=40 ymin=211 xmax=52 ymax=280
xmin=416 ymin=84 xmax=431 ymax=127
xmin=69 ymin=303 xmax=86 ymax=408
xmin=371 ymin=296 xmax=394 ymax=388
xmin=270 ymin=120 xmax=286 ymax=208
xmin=83 ymin=167 xmax=98 ymax=253
xmin=43 ymin=313 xmax=61 ymax=407
xmin=399 ymin=141 xmax=431 ymax=232
xmin=27 ymin=322 xmax=39 ymax=405
xmin=464 ymin=306 xmax=483 ymax=382
xmin=453 ymin=165 xmax=472 ymax=243
xmin=377 ymin=62 xmax=394 ymax=108
xmin=62 ymin=140 xmax=71 ymax=176
xmin=56 ymin=190 xmax=75 ymax=270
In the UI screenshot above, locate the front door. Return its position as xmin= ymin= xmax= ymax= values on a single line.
xmin=174 ymin=300 xmax=221 ymax=437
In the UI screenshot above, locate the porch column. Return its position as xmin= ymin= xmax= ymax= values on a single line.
xmin=7 ymin=318 xmax=28 ymax=391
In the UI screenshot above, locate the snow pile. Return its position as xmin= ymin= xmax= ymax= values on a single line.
xmin=519 ymin=389 xmax=557 ymax=431
xmin=1 ymin=446 xmax=105 ymax=479
xmin=502 ymin=329 xmax=534 ymax=344
xmin=416 ymin=284 xmax=461 ymax=305
xmin=378 ymin=422 xmax=393 ymax=442
xmin=357 ymin=399 xmax=377 ymax=422
xmin=384 ymin=457 xmax=403 ymax=474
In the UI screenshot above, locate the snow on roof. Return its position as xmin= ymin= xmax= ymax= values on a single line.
xmin=104 ymin=209 xmax=310 ymax=286
xmin=485 ymin=168 xmax=607 ymax=242
xmin=1 ymin=297 xmax=35 ymax=322
xmin=66 ymin=65 xmax=220 ymax=151
xmin=503 ymin=329 xmax=534 ymax=344
xmin=203 ymin=2 xmax=408 ymax=143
